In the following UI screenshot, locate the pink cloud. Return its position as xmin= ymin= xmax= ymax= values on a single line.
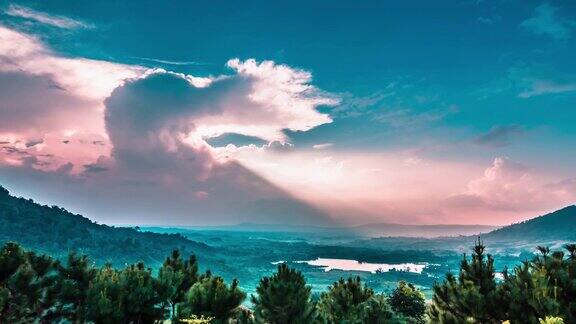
xmin=0 ymin=26 xmax=338 ymax=225
xmin=0 ymin=25 xmax=336 ymax=176
xmin=444 ymin=157 xmax=576 ymax=223
xmin=0 ymin=25 xmax=143 ymax=172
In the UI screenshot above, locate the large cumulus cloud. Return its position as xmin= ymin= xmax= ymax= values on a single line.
xmin=0 ymin=24 xmax=336 ymax=225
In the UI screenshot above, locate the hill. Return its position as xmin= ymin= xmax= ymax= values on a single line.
xmin=0 ymin=185 xmax=213 ymax=267
xmin=179 ymin=221 xmax=498 ymax=238
xmin=353 ymin=206 xmax=576 ymax=254
xmin=484 ymin=205 xmax=576 ymax=242
xmin=351 ymin=223 xmax=497 ymax=238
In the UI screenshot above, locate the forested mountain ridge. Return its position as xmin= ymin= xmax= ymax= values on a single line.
xmin=485 ymin=205 xmax=576 ymax=241
xmin=0 ymin=185 xmax=212 ymax=267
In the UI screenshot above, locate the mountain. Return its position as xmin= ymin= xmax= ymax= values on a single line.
xmin=0 ymin=185 xmax=213 ymax=267
xmin=348 ymin=206 xmax=576 ymax=254
xmin=351 ymin=223 xmax=498 ymax=238
xmin=178 ymin=222 xmax=498 ymax=238
xmin=484 ymin=205 xmax=576 ymax=242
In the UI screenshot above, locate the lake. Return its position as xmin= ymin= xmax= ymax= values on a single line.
xmin=274 ymin=258 xmax=428 ymax=274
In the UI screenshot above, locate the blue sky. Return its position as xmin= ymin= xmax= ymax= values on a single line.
xmin=0 ymin=0 xmax=575 ymax=225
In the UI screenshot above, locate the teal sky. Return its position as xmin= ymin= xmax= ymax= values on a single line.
xmin=0 ymin=0 xmax=575 ymax=225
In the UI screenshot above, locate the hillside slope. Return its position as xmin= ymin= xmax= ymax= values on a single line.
xmin=0 ymin=185 xmax=213 ymax=267
xmin=351 ymin=223 xmax=498 ymax=238
xmin=484 ymin=205 xmax=576 ymax=242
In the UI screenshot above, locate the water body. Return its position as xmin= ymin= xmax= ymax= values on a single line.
xmin=273 ymin=258 xmax=428 ymax=274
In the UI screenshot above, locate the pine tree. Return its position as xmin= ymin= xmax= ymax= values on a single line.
xmin=178 ymin=272 xmax=246 ymax=324
xmin=317 ymin=276 xmax=376 ymax=323
xmin=389 ymin=281 xmax=426 ymax=323
xmin=157 ymin=249 xmax=198 ymax=321
xmin=0 ymin=242 xmax=58 ymax=322
xmin=86 ymin=262 xmax=164 ymax=323
xmin=86 ymin=264 xmax=125 ymax=323
xmin=428 ymin=238 xmax=504 ymax=323
xmin=362 ymin=293 xmax=406 ymax=324
xmin=500 ymin=244 xmax=576 ymax=323
xmin=49 ymin=251 xmax=96 ymax=322
xmin=251 ymin=263 xmax=316 ymax=324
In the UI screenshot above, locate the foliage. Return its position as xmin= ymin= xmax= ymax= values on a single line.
xmin=389 ymin=281 xmax=426 ymax=323
xmin=86 ymin=262 xmax=164 ymax=323
xmin=428 ymin=240 xmax=576 ymax=324
xmin=317 ymin=275 xmax=403 ymax=323
xmin=363 ymin=293 xmax=406 ymax=324
xmin=539 ymin=316 xmax=564 ymax=324
xmin=0 ymin=185 xmax=211 ymax=267
xmin=498 ymin=244 xmax=576 ymax=323
xmin=50 ymin=251 xmax=96 ymax=322
xmin=428 ymin=238 xmax=504 ymax=323
xmin=157 ymin=249 xmax=199 ymax=321
xmin=251 ymin=263 xmax=316 ymax=324
xmin=178 ymin=272 xmax=246 ymax=323
xmin=231 ymin=306 xmax=255 ymax=324
xmin=0 ymin=242 xmax=214 ymax=323
xmin=317 ymin=276 xmax=374 ymax=321
xmin=0 ymin=242 xmax=59 ymax=322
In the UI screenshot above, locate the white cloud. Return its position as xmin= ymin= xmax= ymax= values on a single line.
xmin=5 ymin=5 xmax=93 ymax=29
xmin=518 ymin=79 xmax=576 ymax=98
xmin=129 ymin=56 xmax=208 ymax=66
xmin=520 ymin=3 xmax=575 ymax=41
xmin=313 ymin=143 xmax=333 ymax=150
xmin=203 ymin=58 xmax=338 ymax=142
xmin=0 ymin=25 xmax=144 ymax=100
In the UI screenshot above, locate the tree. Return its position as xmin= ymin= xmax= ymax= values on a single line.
xmin=178 ymin=272 xmax=246 ymax=324
xmin=363 ymin=293 xmax=406 ymax=324
xmin=428 ymin=238 xmax=505 ymax=323
xmin=389 ymin=281 xmax=426 ymax=323
xmin=499 ymin=244 xmax=576 ymax=323
xmin=0 ymin=242 xmax=58 ymax=322
xmin=86 ymin=264 xmax=124 ymax=323
xmin=317 ymin=276 xmax=376 ymax=323
xmin=49 ymin=252 xmax=96 ymax=322
xmin=157 ymin=249 xmax=198 ymax=321
xmin=251 ymin=263 xmax=316 ymax=324
xmin=86 ymin=262 xmax=164 ymax=323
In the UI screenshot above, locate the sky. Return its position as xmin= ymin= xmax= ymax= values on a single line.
xmin=0 ymin=0 xmax=575 ymax=226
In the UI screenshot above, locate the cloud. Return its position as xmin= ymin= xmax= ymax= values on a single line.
xmin=372 ymin=105 xmax=458 ymax=128
xmin=0 ymin=25 xmax=143 ymax=171
xmin=129 ymin=56 xmax=208 ymax=66
xmin=0 ymin=24 xmax=337 ymax=225
xmin=518 ymin=78 xmax=576 ymax=98
xmin=4 ymin=5 xmax=93 ymax=29
xmin=330 ymin=88 xmax=395 ymax=118
xmin=520 ymin=3 xmax=575 ymax=41
xmin=473 ymin=125 xmax=525 ymax=147
xmin=312 ymin=143 xmax=333 ymax=150
xmin=447 ymin=157 xmax=576 ymax=213
xmin=204 ymin=58 xmax=337 ymax=142
xmin=477 ymin=16 xmax=501 ymax=25
xmin=330 ymin=82 xmax=456 ymax=131
xmin=30 ymin=71 xmax=330 ymax=225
